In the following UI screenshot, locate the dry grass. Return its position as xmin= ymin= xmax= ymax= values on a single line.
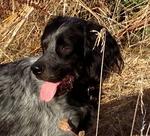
xmin=0 ymin=0 xmax=150 ymax=136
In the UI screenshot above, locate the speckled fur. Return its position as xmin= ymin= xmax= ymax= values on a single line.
xmin=0 ymin=57 xmax=89 ymax=136
xmin=0 ymin=16 xmax=124 ymax=136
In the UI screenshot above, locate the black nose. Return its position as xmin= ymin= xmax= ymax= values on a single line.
xmin=31 ymin=64 xmax=44 ymax=75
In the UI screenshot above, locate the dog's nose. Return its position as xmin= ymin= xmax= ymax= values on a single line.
xmin=31 ymin=64 xmax=44 ymax=75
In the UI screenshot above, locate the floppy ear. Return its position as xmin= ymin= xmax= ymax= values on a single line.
xmin=84 ymin=21 xmax=124 ymax=83
xmin=41 ymin=16 xmax=68 ymax=42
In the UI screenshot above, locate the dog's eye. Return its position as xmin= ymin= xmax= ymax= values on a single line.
xmin=56 ymin=36 xmax=73 ymax=57
xmin=56 ymin=45 xmax=73 ymax=57
xmin=61 ymin=46 xmax=73 ymax=55
xmin=62 ymin=46 xmax=72 ymax=51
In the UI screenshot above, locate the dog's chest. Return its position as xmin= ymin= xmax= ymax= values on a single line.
xmin=0 ymin=93 xmax=82 ymax=136
xmin=18 ymin=95 xmax=83 ymax=136
xmin=42 ymin=96 xmax=83 ymax=136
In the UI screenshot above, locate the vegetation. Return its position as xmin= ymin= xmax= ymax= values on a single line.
xmin=0 ymin=0 xmax=150 ymax=135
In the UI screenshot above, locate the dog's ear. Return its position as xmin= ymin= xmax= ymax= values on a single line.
xmin=84 ymin=21 xmax=124 ymax=83
xmin=41 ymin=16 xmax=68 ymax=41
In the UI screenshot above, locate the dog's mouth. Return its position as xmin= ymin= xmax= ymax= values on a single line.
xmin=39 ymin=75 xmax=75 ymax=102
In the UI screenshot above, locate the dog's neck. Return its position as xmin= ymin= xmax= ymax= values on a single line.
xmin=66 ymin=76 xmax=99 ymax=108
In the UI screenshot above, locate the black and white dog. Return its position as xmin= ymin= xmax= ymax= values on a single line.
xmin=0 ymin=16 xmax=123 ymax=136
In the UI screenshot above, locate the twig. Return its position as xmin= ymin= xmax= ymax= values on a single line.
xmin=130 ymin=93 xmax=140 ymax=136
xmin=12 ymin=0 xmax=15 ymax=14
xmin=0 ymin=48 xmax=13 ymax=61
xmin=95 ymin=28 xmax=106 ymax=136
xmin=63 ymin=0 xmax=67 ymax=15
xmin=146 ymin=123 xmax=150 ymax=136
xmin=140 ymin=67 xmax=146 ymax=136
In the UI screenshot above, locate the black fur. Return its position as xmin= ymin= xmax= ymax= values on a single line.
xmin=0 ymin=16 xmax=123 ymax=136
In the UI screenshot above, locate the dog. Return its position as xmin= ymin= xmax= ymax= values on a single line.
xmin=0 ymin=16 xmax=123 ymax=136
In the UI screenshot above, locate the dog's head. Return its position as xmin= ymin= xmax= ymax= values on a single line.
xmin=31 ymin=16 xmax=123 ymax=100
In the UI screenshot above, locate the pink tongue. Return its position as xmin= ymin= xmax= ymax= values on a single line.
xmin=40 ymin=82 xmax=60 ymax=102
